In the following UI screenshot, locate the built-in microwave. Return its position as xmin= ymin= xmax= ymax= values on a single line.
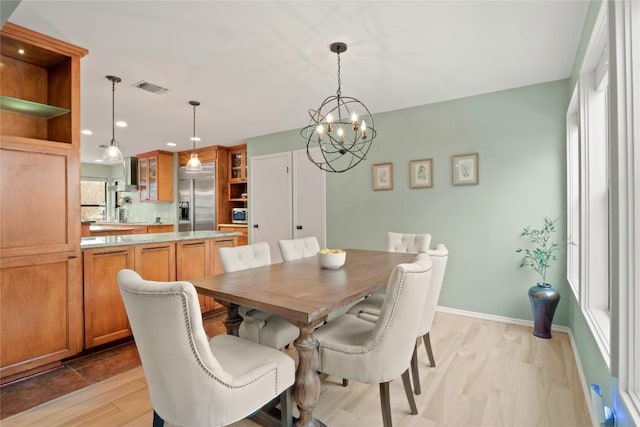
xmin=232 ymin=207 xmax=248 ymax=224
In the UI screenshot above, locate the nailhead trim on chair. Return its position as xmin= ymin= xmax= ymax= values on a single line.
xmin=319 ymin=270 xmax=410 ymax=359
xmin=121 ymin=288 xmax=279 ymax=395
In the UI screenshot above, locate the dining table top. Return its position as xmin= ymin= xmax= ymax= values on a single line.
xmin=190 ymin=248 xmax=416 ymax=326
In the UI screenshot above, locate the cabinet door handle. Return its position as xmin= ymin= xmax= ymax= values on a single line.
xmin=68 ymin=255 xmax=78 ymax=259
xmin=296 ymin=225 xmax=303 ymax=230
xmin=182 ymin=241 xmax=205 ymax=247
xmin=141 ymin=245 xmax=170 ymax=251
xmin=95 ymin=250 xmax=129 ymax=256
xmin=253 ymin=224 xmax=259 ymax=228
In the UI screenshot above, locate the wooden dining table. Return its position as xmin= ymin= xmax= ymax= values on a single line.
xmin=190 ymin=248 xmax=416 ymax=427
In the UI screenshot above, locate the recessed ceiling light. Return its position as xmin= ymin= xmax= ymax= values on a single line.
xmin=18 ymin=48 xmax=25 ymax=55
xmin=81 ymin=129 xmax=93 ymax=135
xmin=190 ymin=137 xmax=201 ymax=142
xmin=166 ymin=142 xmax=177 ymax=147
xmin=116 ymin=121 xmax=127 ymax=128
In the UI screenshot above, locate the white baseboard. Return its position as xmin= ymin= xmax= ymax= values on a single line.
xmin=435 ymin=305 xmax=571 ymax=333
xmin=435 ymin=305 xmax=597 ymax=427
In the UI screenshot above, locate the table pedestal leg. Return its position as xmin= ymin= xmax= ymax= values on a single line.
xmin=293 ymin=323 xmax=325 ymax=427
xmin=223 ymin=303 xmax=241 ymax=337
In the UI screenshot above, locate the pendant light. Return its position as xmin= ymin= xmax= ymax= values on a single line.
xmin=102 ymin=75 xmax=124 ymax=163
xmin=301 ymin=42 xmax=376 ymax=173
xmin=185 ymin=100 xmax=203 ymax=172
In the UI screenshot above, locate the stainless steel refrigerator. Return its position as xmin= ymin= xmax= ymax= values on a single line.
xmin=178 ymin=162 xmax=216 ymax=231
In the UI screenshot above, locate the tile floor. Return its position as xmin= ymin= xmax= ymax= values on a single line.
xmin=0 ymin=312 xmax=227 ymax=420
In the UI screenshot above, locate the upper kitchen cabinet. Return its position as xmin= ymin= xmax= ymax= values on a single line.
xmin=0 ymin=23 xmax=87 ymax=146
xmin=1 ymin=23 xmax=87 ymax=258
xmin=228 ymin=145 xmax=247 ymax=202
xmin=137 ymin=150 xmax=174 ymax=202
xmin=177 ymin=145 xmax=217 ymax=166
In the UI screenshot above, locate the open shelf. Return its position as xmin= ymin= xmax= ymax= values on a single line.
xmin=0 ymin=96 xmax=70 ymax=119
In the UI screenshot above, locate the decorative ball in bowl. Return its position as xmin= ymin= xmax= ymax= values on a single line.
xmin=317 ymin=248 xmax=346 ymax=269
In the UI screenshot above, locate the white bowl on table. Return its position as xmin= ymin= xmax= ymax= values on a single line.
xmin=317 ymin=250 xmax=346 ymax=269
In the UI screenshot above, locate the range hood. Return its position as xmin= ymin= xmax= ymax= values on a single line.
xmin=108 ymin=157 xmax=138 ymax=192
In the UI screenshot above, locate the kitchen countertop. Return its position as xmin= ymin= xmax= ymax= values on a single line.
xmin=89 ymin=225 xmax=137 ymax=232
xmin=81 ymin=230 xmax=240 ymax=249
xmin=218 ymin=223 xmax=248 ymax=228
xmin=90 ymin=221 xmax=171 ymax=226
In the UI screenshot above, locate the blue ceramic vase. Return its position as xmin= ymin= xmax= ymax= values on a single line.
xmin=528 ymin=283 xmax=560 ymax=339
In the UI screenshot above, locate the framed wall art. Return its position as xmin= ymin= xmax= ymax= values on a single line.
xmin=372 ymin=163 xmax=393 ymax=191
xmin=410 ymin=159 xmax=433 ymax=189
xmin=452 ymin=153 xmax=479 ymax=186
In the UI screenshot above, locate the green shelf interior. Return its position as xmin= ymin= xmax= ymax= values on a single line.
xmin=0 ymin=96 xmax=70 ymax=119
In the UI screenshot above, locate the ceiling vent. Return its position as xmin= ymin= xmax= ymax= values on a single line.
xmin=133 ymin=81 xmax=169 ymax=94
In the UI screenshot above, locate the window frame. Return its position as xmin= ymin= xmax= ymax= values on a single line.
xmin=608 ymin=0 xmax=640 ymax=422
xmin=567 ymin=0 xmax=612 ymax=367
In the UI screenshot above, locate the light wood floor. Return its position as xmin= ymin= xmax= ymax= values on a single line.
xmin=2 ymin=312 xmax=593 ymax=427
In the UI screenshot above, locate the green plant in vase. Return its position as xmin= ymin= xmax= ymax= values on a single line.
xmin=516 ymin=217 xmax=562 ymax=339
xmin=516 ymin=217 xmax=561 ymax=285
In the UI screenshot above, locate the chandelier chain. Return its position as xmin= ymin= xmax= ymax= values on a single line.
xmin=336 ymin=50 xmax=341 ymax=98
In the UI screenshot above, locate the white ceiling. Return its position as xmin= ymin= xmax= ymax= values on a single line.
xmin=7 ymin=1 xmax=588 ymax=164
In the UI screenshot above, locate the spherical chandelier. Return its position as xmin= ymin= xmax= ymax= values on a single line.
xmin=301 ymin=42 xmax=376 ymax=173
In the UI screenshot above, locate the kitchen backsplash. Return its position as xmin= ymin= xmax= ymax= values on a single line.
xmin=116 ymin=190 xmax=176 ymax=224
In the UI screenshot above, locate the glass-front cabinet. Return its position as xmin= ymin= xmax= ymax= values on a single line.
xmin=137 ymin=150 xmax=173 ymax=202
xmin=228 ymin=147 xmax=247 ymax=201
xmin=230 ymin=149 xmax=246 ymax=182
xmin=139 ymin=157 xmax=149 ymax=199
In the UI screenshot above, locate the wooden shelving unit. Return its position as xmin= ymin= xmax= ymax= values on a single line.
xmin=0 ymin=22 xmax=88 ymax=383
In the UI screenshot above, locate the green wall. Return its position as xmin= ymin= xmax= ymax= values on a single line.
xmin=249 ymin=79 xmax=570 ymax=325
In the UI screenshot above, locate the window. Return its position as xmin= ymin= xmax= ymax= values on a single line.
xmin=80 ymin=179 xmax=107 ymax=221
xmin=608 ymin=0 xmax=640 ymax=422
xmin=567 ymin=1 xmax=611 ymax=365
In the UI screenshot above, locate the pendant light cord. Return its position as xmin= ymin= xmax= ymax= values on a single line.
xmin=111 ymin=80 xmax=116 ymax=144
xmin=192 ymin=104 xmax=197 ymax=150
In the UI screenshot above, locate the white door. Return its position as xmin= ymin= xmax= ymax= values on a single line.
xmin=293 ymin=148 xmax=326 ymax=248
xmin=250 ymin=152 xmax=292 ymax=263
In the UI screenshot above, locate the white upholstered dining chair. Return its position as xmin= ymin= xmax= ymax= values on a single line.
xmin=314 ymin=252 xmax=433 ymax=427
xmin=218 ymin=242 xmax=300 ymax=350
xmin=348 ymin=244 xmax=449 ymax=395
xmin=117 ymin=269 xmax=295 ymax=427
xmin=278 ymin=236 xmax=320 ymax=262
xmin=386 ymin=231 xmax=431 ymax=253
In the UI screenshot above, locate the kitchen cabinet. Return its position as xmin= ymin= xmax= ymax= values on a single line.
xmin=87 ymin=223 xmax=174 ymax=236
xmin=177 ymin=145 xmax=217 ymax=166
xmin=146 ymin=224 xmax=174 ymax=233
xmin=134 ymin=242 xmax=176 ymax=282
xmin=176 ymin=239 xmax=222 ymax=313
xmin=211 ymin=237 xmax=236 ymax=275
xmin=81 ymin=234 xmax=236 ymax=348
xmin=0 ymin=23 xmax=87 ymax=146
xmin=0 ymin=253 xmax=82 ymax=384
xmin=229 ymin=147 xmax=247 ymax=183
xmin=82 ymin=247 xmax=135 ymax=349
xmin=89 ymin=227 xmax=134 ymax=237
xmin=218 ymin=224 xmax=248 ymax=246
xmin=228 ymin=146 xmax=247 ymax=202
xmin=0 ymin=23 xmax=87 ymax=382
xmin=137 ymin=150 xmax=174 ymax=202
